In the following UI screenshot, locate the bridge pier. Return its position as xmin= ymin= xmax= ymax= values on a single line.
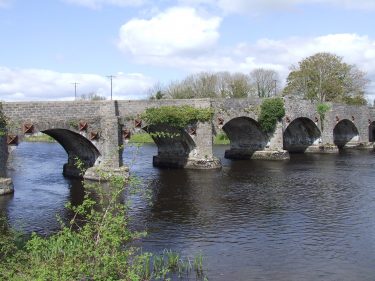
xmin=84 ymin=101 xmax=129 ymax=181
xmin=147 ymin=122 xmax=221 ymax=169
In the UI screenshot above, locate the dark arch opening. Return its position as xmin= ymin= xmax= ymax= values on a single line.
xmin=369 ymin=121 xmax=375 ymax=142
xmin=42 ymin=129 xmax=101 ymax=177
xmin=222 ymin=117 xmax=268 ymax=159
xmin=283 ymin=117 xmax=321 ymax=153
xmin=144 ymin=124 xmax=196 ymax=168
xmin=333 ymin=119 xmax=359 ymax=148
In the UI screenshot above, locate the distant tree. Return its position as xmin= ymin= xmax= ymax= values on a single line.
xmin=284 ymin=52 xmax=368 ymax=105
xmin=165 ymin=73 xmax=218 ymax=99
xmin=148 ymin=82 xmax=165 ymax=100
xmin=80 ymin=92 xmax=106 ymax=101
xmin=226 ymin=73 xmax=252 ymax=98
xmin=249 ymin=68 xmax=280 ymax=97
xmin=161 ymin=72 xmax=253 ymax=99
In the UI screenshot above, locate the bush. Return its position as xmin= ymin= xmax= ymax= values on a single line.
xmin=0 ymin=160 xmax=208 ymax=280
xmin=141 ymin=105 xmax=213 ymax=128
xmin=258 ymin=98 xmax=285 ymax=133
xmin=0 ymin=103 xmax=7 ymax=136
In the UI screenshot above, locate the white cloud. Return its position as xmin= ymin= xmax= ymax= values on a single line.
xmin=117 ymin=7 xmax=221 ymax=57
xmin=237 ymin=34 xmax=375 ymax=99
xmin=118 ymin=31 xmax=375 ymax=99
xmin=0 ymin=67 xmax=154 ymax=101
xmin=178 ymin=0 xmax=375 ymax=14
xmin=62 ymin=0 xmax=145 ymax=9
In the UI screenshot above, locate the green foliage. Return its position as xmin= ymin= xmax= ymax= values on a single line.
xmin=316 ymin=103 xmax=331 ymax=131
xmin=316 ymin=103 xmax=330 ymax=117
xmin=284 ymin=52 xmax=368 ymax=104
xmin=141 ymin=105 xmax=213 ymax=128
xmin=0 ymin=153 xmax=208 ymax=280
xmin=68 ymin=120 xmax=78 ymax=129
xmin=214 ymin=132 xmax=230 ymax=145
xmin=0 ymin=103 xmax=7 ymax=136
xmin=258 ymin=98 xmax=285 ymax=133
xmin=24 ymin=133 xmax=56 ymax=143
xmin=129 ymin=133 xmax=154 ymax=143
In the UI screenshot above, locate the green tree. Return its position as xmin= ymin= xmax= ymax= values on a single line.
xmin=284 ymin=52 xmax=368 ymax=105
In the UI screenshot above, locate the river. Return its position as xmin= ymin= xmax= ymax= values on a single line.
xmin=1 ymin=142 xmax=375 ymax=281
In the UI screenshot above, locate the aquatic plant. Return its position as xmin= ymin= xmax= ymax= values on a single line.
xmin=0 ymin=151 xmax=208 ymax=280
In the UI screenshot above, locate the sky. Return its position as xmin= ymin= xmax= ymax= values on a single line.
xmin=1 ymin=0 xmax=375 ymax=101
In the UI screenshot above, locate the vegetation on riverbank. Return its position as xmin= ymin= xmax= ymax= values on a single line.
xmin=129 ymin=132 xmax=230 ymax=145
xmin=23 ymin=134 xmax=56 ymax=143
xmin=0 ymin=160 xmax=208 ymax=280
xmin=0 ymin=103 xmax=7 ymax=136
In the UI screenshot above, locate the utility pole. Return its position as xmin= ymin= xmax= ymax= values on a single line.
xmin=107 ymin=75 xmax=115 ymax=100
xmin=71 ymin=82 xmax=79 ymax=100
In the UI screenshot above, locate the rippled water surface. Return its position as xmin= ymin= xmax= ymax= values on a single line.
xmin=1 ymin=142 xmax=375 ymax=281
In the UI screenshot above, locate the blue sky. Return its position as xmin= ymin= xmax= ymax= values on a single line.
xmin=1 ymin=0 xmax=375 ymax=101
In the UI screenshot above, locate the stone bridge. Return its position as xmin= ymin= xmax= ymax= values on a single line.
xmin=1 ymin=97 xmax=375 ymax=180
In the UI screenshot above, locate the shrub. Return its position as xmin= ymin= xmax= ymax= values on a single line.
xmin=258 ymin=98 xmax=285 ymax=133
xmin=141 ymin=105 xmax=213 ymax=128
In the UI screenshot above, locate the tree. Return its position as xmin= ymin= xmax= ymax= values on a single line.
xmin=226 ymin=73 xmax=252 ymax=98
xmin=80 ymin=92 xmax=106 ymax=101
xmin=161 ymin=72 xmax=253 ymax=99
xmin=284 ymin=52 xmax=368 ymax=105
xmin=148 ymin=82 xmax=165 ymax=100
xmin=250 ymin=68 xmax=280 ymax=97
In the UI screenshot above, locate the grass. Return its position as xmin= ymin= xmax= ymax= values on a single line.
xmin=129 ymin=133 xmax=154 ymax=143
xmin=22 ymin=131 xmax=230 ymax=145
xmin=214 ymin=132 xmax=230 ymax=145
xmin=23 ymin=133 xmax=55 ymax=143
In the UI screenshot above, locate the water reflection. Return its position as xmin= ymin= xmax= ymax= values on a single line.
xmin=1 ymin=142 xmax=375 ymax=280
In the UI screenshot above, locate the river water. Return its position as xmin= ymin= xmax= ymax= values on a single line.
xmin=1 ymin=142 xmax=375 ymax=281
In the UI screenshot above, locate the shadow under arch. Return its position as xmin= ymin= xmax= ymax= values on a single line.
xmin=283 ymin=117 xmax=321 ymax=153
xmin=143 ymin=124 xmax=196 ymax=168
xmin=369 ymin=121 xmax=375 ymax=142
xmin=42 ymin=129 xmax=101 ymax=177
xmin=333 ymin=119 xmax=360 ymax=148
xmin=222 ymin=117 xmax=268 ymax=159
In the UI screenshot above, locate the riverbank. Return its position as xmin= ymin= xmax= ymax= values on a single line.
xmin=129 ymin=132 xmax=230 ymax=145
xmin=24 ymin=132 xmax=231 ymax=145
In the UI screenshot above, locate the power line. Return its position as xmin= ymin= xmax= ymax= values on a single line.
xmin=71 ymin=82 xmax=79 ymax=100
xmin=106 ymin=75 xmax=116 ymax=100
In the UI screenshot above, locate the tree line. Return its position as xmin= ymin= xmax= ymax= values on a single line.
xmin=149 ymin=52 xmax=370 ymax=105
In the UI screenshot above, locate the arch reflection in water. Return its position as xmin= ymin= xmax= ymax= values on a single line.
xmin=283 ymin=117 xmax=321 ymax=153
xmin=333 ymin=119 xmax=359 ymax=148
xmin=222 ymin=117 xmax=268 ymax=159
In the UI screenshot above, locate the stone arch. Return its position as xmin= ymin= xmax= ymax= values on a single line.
xmin=283 ymin=117 xmax=321 ymax=153
xmin=369 ymin=121 xmax=375 ymax=142
xmin=333 ymin=119 xmax=359 ymax=148
xmin=143 ymin=124 xmax=196 ymax=168
xmin=222 ymin=117 xmax=268 ymax=159
xmin=42 ymin=129 xmax=101 ymax=177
